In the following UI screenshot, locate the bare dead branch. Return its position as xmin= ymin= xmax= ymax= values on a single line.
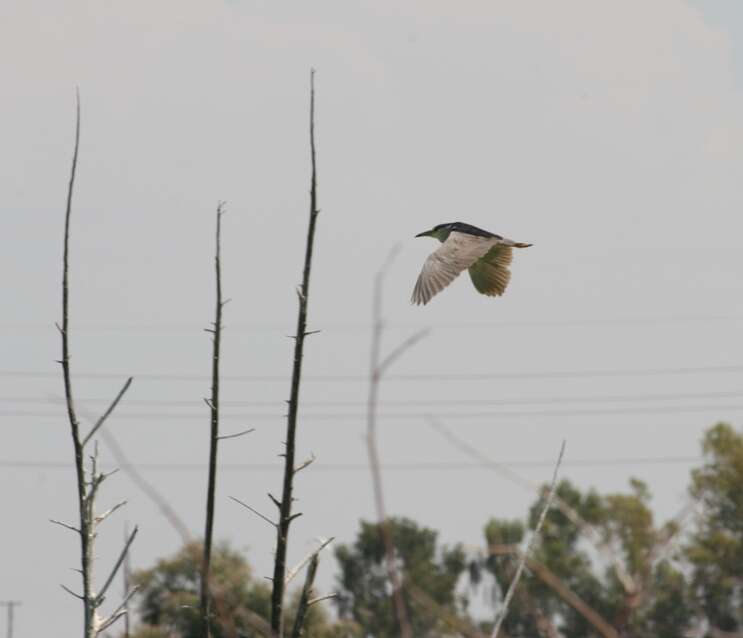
xmin=217 ymin=427 xmax=255 ymax=441
xmin=289 ymin=554 xmax=319 ymax=638
xmin=94 ymin=500 xmax=127 ymax=526
xmin=270 ymin=69 xmax=322 ymax=636
xmin=82 ymin=377 xmax=133 ymax=447
xmin=287 ymin=512 xmax=304 ymax=525
xmin=284 ymin=537 xmax=334 ymax=587
xmin=365 ymin=246 xmax=426 ymax=638
xmin=491 ymin=440 xmax=566 ymax=638
xmin=230 ymin=496 xmax=277 ymax=528
xmin=58 ymin=89 xmax=97 ymax=637
xmin=488 ymin=544 xmax=618 ymax=638
xmin=97 ymin=525 xmax=139 ymax=606
xmin=428 ymin=417 xmax=637 ymax=596
xmin=98 ymin=467 xmax=120 ymax=483
xmin=50 ymin=519 xmax=80 ymax=534
xmin=268 ymin=493 xmax=282 ymax=510
xmin=60 ymin=89 xmax=81 ymax=443
xmin=57 ymin=159 xmax=138 ymax=628
xmin=377 ymin=329 xmax=430 ymax=376
xmin=61 ymin=584 xmax=84 ymax=600
xmin=96 ymin=586 xmax=139 ymax=634
xmin=307 ymin=593 xmax=338 ymax=607
xmin=98 ymin=429 xmax=189 ymax=542
xmin=294 ymin=453 xmax=316 ymax=474
xmin=201 ymin=201 xmax=227 ymax=638
xmin=63 ymin=396 xmax=192 ymax=545
xmin=96 ymin=610 xmax=126 ymax=635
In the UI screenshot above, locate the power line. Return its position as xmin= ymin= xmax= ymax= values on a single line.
xmin=1 ymin=403 xmax=741 ymax=421
xmin=0 ymin=456 xmax=704 ymax=472
xmin=3 ymin=313 xmax=743 ymax=333
xmin=2 ymin=363 xmax=743 ymax=383
xmin=4 ymin=388 xmax=743 ymax=408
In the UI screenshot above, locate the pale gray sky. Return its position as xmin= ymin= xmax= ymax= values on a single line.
xmin=2 ymin=1 xmax=743 ymax=635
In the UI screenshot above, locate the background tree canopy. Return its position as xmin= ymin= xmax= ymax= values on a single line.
xmin=123 ymin=422 xmax=743 ymax=638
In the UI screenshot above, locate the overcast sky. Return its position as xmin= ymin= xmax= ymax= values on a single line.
xmin=3 ymin=1 xmax=743 ymax=635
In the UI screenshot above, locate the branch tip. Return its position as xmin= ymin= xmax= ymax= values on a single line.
xmin=217 ymin=427 xmax=255 ymax=441
xmin=61 ymin=584 xmax=84 ymax=600
xmin=50 ymin=518 xmax=80 ymax=534
xmin=81 ymin=376 xmax=133 ymax=447
xmin=230 ymin=496 xmax=277 ymax=528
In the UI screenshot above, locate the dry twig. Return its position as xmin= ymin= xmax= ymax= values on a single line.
xmin=428 ymin=417 xmax=636 ymax=595
xmin=488 ymin=544 xmax=618 ymax=638
xmin=285 ymin=538 xmax=334 ymax=587
xmin=490 ymin=441 xmax=566 ymax=638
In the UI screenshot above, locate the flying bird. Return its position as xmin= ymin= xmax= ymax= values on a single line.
xmin=411 ymin=222 xmax=532 ymax=305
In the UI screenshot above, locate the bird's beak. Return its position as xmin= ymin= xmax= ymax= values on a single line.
xmin=415 ymin=230 xmax=432 ymax=238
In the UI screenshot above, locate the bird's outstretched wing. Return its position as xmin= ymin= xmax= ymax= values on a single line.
xmin=411 ymin=232 xmax=496 ymax=305
xmin=468 ymin=244 xmax=513 ymax=297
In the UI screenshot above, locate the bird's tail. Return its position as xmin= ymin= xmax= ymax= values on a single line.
xmin=504 ymin=240 xmax=532 ymax=248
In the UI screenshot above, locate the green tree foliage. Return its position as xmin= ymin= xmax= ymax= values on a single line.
xmin=127 ymin=541 xmax=270 ymax=638
xmin=120 ymin=424 xmax=743 ymax=638
xmin=481 ymin=478 xmax=693 ymax=637
xmin=334 ymin=517 xmax=468 ymax=637
xmin=687 ymin=422 xmax=743 ymax=633
xmin=125 ymin=541 xmax=348 ymax=638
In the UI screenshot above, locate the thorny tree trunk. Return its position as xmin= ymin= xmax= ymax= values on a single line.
xmin=58 ymin=91 xmax=95 ymax=638
xmin=200 ymin=203 xmax=226 ymax=637
xmin=57 ymin=91 xmax=137 ymax=638
xmin=270 ymin=69 xmax=320 ymax=636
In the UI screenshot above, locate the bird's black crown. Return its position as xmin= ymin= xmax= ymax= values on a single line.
xmin=434 ymin=222 xmax=501 ymax=240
